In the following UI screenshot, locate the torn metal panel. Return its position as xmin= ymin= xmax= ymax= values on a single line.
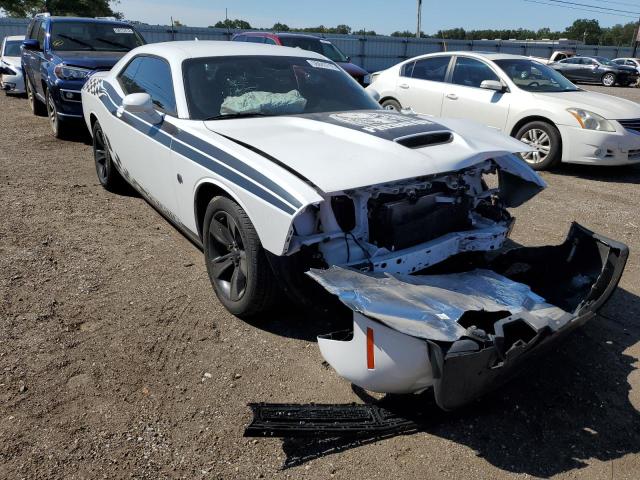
xmin=307 ymin=266 xmax=564 ymax=342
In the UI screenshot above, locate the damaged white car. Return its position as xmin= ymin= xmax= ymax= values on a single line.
xmin=81 ymin=41 xmax=629 ymax=409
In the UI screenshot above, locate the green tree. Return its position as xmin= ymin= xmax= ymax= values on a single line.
xmin=334 ymin=24 xmax=351 ymax=34
xmin=172 ymin=19 xmax=184 ymax=27
xmin=272 ymin=22 xmax=289 ymax=31
xmin=564 ymin=18 xmax=601 ymax=44
xmin=0 ymin=0 xmax=120 ymax=17
xmin=390 ymin=30 xmax=414 ymax=37
xmin=213 ymin=18 xmax=251 ymax=29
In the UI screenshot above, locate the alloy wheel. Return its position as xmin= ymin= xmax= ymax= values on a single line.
xmin=519 ymin=128 xmax=551 ymax=164
xmin=207 ymin=211 xmax=248 ymax=302
xmin=47 ymin=93 xmax=58 ymax=136
xmin=603 ymin=73 xmax=615 ymax=87
xmin=94 ymin=127 xmax=108 ymax=183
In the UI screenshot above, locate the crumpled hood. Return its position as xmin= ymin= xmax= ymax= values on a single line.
xmin=1 ymin=56 xmax=22 ymax=69
xmin=54 ymin=50 xmax=127 ymax=70
xmin=533 ymin=90 xmax=640 ymax=120
xmin=204 ymin=110 xmax=537 ymax=193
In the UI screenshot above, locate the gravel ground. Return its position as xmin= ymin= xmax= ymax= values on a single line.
xmin=1 ymin=85 xmax=640 ymax=480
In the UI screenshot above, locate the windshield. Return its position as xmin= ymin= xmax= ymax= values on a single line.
xmin=592 ymin=56 xmax=616 ymax=67
xmin=279 ymin=37 xmax=348 ymax=63
xmin=183 ymin=55 xmax=379 ymax=120
xmin=495 ymin=59 xmax=579 ymax=92
xmin=50 ymin=22 xmax=145 ymax=52
xmin=3 ymin=40 xmax=22 ymax=57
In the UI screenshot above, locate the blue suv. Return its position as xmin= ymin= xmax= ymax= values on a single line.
xmin=22 ymin=14 xmax=145 ymax=138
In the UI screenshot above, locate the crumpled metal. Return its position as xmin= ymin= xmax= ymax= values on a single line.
xmin=307 ymin=266 xmax=556 ymax=342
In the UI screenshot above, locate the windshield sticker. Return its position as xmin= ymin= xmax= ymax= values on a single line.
xmin=306 ymin=59 xmax=340 ymax=71
xmin=52 ymin=39 xmax=64 ymax=47
xmin=328 ymin=112 xmax=434 ymax=133
xmin=113 ymin=28 xmax=134 ymax=34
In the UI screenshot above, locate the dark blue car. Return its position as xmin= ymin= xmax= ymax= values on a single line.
xmin=21 ymin=14 xmax=145 ymax=138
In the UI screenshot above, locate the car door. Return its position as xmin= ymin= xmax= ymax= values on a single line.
xmin=580 ymin=58 xmax=601 ymax=81
xmin=440 ymin=56 xmax=510 ymax=131
xmin=23 ymin=19 xmax=42 ymax=91
xmin=394 ymin=55 xmax=452 ymax=116
xmin=554 ymin=58 xmax=580 ymax=80
xmin=108 ymin=55 xmax=181 ymax=217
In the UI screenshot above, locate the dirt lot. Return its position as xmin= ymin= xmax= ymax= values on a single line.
xmin=1 ymin=85 xmax=640 ymax=480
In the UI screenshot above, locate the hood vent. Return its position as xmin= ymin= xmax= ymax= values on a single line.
xmin=394 ymin=131 xmax=453 ymax=149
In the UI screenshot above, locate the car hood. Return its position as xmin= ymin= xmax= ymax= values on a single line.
xmin=337 ymin=62 xmax=368 ymax=77
xmin=53 ymin=50 xmax=127 ymax=70
xmin=203 ymin=111 xmax=540 ymax=194
xmin=532 ymin=90 xmax=640 ymax=120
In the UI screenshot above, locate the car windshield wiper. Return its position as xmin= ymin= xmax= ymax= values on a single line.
xmin=204 ymin=112 xmax=276 ymax=121
xmin=56 ymin=34 xmax=96 ymax=50
xmin=94 ymin=37 xmax=132 ymax=50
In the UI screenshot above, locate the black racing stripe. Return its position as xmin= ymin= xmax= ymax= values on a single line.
xmin=98 ymin=82 xmax=297 ymax=215
xmin=101 ymin=82 xmax=302 ymax=210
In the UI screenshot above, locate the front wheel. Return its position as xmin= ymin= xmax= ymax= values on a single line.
xmin=203 ymin=196 xmax=279 ymax=317
xmin=46 ymin=90 xmax=71 ymax=139
xmin=381 ymin=98 xmax=402 ymax=111
xmin=515 ymin=121 xmax=562 ymax=171
xmin=92 ymin=120 xmax=125 ymax=191
xmin=26 ymin=78 xmax=46 ymax=116
xmin=602 ymin=73 xmax=616 ymax=87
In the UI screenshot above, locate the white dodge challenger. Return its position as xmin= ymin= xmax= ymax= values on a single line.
xmin=82 ymin=41 xmax=628 ymax=410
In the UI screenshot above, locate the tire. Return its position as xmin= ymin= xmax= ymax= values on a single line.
xmin=381 ymin=98 xmax=402 ymax=111
xmin=26 ymin=78 xmax=46 ymax=116
xmin=203 ymin=196 xmax=279 ymax=317
xmin=515 ymin=121 xmax=562 ymax=171
xmin=46 ymin=90 xmax=71 ymax=139
xmin=602 ymin=73 xmax=616 ymax=87
xmin=92 ymin=120 xmax=125 ymax=192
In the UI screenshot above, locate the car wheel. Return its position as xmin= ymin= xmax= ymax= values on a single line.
xmin=26 ymin=78 xmax=46 ymax=116
xmin=92 ymin=120 xmax=125 ymax=191
xmin=203 ymin=196 xmax=279 ymax=317
xmin=602 ymin=73 xmax=616 ymax=87
xmin=515 ymin=121 xmax=562 ymax=171
xmin=46 ymin=90 xmax=71 ymax=139
xmin=381 ymin=98 xmax=402 ymax=111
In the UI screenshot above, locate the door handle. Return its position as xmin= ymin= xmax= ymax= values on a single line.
xmin=399 ymin=83 xmax=410 ymax=89
xmin=446 ymin=93 xmax=458 ymax=100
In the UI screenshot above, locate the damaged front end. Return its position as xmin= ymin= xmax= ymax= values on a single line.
xmin=281 ymin=153 xmax=628 ymax=410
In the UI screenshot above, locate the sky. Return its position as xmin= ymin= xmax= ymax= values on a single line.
xmin=117 ymin=0 xmax=640 ymax=35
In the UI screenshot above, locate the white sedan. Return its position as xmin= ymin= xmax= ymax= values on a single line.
xmin=367 ymin=52 xmax=640 ymax=170
xmin=81 ymin=41 xmax=627 ymax=410
xmin=0 ymin=35 xmax=25 ymax=95
xmin=612 ymin=57 xmax=640 ymax=74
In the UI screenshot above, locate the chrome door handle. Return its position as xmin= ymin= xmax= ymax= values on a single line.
xmin=399 ymin=83 xmax=410 ymax=89
xmin=446 ymin=93 xmax=458 ymax=100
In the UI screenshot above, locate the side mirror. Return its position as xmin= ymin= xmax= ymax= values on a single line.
xmin=22 ymin=39 xmax=40 ymax=51
xmin=480 ymin=80 xmax=506 ymax=93
xmin=118 ymin=92 xmax=163 ymax=124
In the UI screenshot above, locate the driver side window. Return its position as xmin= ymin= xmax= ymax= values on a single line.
xmin=118 ymin=56 xmax=177 ymax=116
xmin=451 ymin=57 xmax=499 ymax=88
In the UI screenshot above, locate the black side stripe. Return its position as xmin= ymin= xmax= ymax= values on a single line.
xmin=98 ymin=82 xmax=301 ymax=215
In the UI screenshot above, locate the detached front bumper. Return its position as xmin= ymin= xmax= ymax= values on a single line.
xmin=559 ymin=123 xmax=640 ymax=165
xmin=314 ymin=224 xmax=628 ymax=410
xmin=1 ymin=70 xmax=25 ymax=94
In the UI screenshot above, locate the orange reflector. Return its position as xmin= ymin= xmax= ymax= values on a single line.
xmin=366 ymin=327 xmax=375 ymax=370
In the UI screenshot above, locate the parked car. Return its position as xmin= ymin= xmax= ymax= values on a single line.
xmin=231 ymin=31 xmax=369 ymax=85
xmin=530 ymin=50 xmax=575 ymax=65
xmin=551 ymin=56 xmax=638 ymax=87
xmin=612 ymin=57 xmax=640 ymax=76
xmin=21 ymin=13 xmax=145 ymax=138
xmin=367 ymin=52 xmax=640 ymax=170
xmin=0 ymin=35 xmax=25 ymax=94
xmin=81 ymin=41 xmax=627 ymax=410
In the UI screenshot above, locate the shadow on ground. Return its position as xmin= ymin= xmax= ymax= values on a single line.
xmin=554 ymin=162 xmax=640 ymax=184
xmin=274 ymin=287 xmax=640 ymax=477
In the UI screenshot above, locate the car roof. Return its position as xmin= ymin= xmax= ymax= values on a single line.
xmin=412 ymin=51 xmax=536 ymax=62
xmin=43 ymin=16 xmax=133 ymax=24
xmin=4 ymin=35 xmax=25 ymax=41
xmin=131 ymin=40 xmax=329 ymax=60
xmin=240 ymin=31 xmax=323 ymax=40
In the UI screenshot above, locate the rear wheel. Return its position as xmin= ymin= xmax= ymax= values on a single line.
xmin=26 ymin=78 xmax=46 ymax=116
xmin=602 ymin=73 xmax=616 ymax=87
xmin=381 ymin=98 xmax=402 ymax=111
xmin=515 ymin=121 xmax=562 ymax=171
xmin=203 ymin=196 xmax=279 ymax=317
xmin=92 ymin=120 xmax=125 ymax=191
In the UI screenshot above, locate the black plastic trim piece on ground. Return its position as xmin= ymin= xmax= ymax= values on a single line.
xmin=244 ymin=403 xmax=418 ymax=438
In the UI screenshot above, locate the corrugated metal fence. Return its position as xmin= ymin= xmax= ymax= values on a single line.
xmin=1 ymin=17 xmax=636 ymax=72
